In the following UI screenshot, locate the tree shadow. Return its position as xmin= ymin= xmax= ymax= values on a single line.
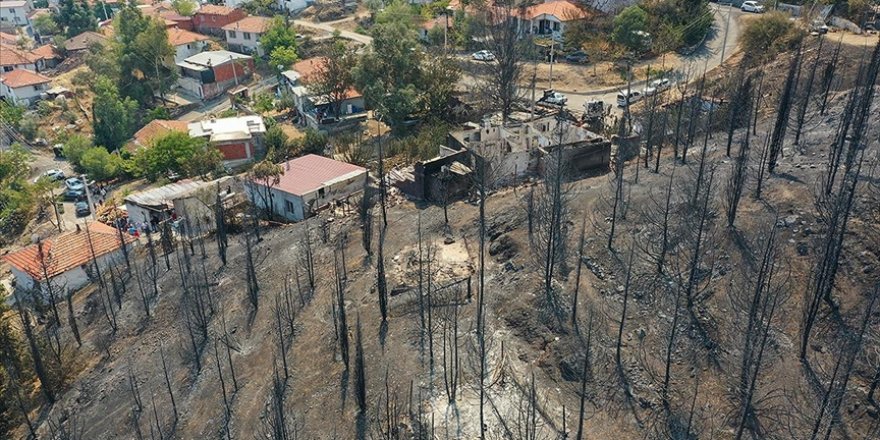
xmin=445 ymin=401 xmax=462 ymax=440
xmin=340 ymin=369 xmax=350 ymax=410
xmin=379 ymin=320 xmax=388 ymax=349
xmin=356 ymin=410 xmax=367 ymax=440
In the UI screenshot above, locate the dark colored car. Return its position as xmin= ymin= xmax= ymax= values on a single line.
xmin=63 ymin=188 xmax=85 ymax=201
xmin=565 ymin=51 xmax=589 ymax=63
xmin=74 ymin=201 xmax=91 ymax=217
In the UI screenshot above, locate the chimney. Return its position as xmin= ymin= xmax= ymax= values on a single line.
xmin=76 ymin=224 xmax=81 ymax=233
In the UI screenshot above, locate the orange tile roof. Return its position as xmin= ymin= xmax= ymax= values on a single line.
xmin=30 ymin=44 xmax=57 ymax=60
xmin=130 ymin=119 xmax=189 ymax=150
xmin=520 ymin=0 xmax=589 ymax=21
xmin=292 ymin=57 xmax=360 ymax=99
xmin=221 ymin=16 xmax=270 ymax=33
xmin=2 ymin=222 xmax=136 ymax=281
xmin=0 ymin=31 xmax=17 ymax=44
xmin=167 ymin=27 xmax=210 ymax=46
xmin=198 ymin=4 xmax=236 ymax=15
xmin=0 ymin=43 xmax=38 ymax=66
xmin=0 ymin=68 xmax=51 ymax=88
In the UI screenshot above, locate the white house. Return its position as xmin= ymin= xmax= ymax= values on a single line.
xmin=280 ymin=57 xmax=367 ymax=130
xmin=2 ymin=222 xmax=137 ymax=299
xmin=0 ymin=0 xmax=33 ymax=36
xmin=188 ymin=115 xmax=266 ymax=166
xmin=222 ymin=16 xmax=270 ymax=56
xmin=0 ymin=42 xmax=41 ymax=72
xmin=167 ymin=27 xmax=211 ymax=63
xmin=516 ymin=0 xmax=589 ymax=40
xmin=0 ymin=67 xmax=50 ymax=105
xmin=246 ymin=154 xmax=367 ymax=221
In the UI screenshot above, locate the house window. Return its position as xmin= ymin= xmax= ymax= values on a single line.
xmin=228 ymin=30 xmax=236 ymax=39
xmin=33 ymin=85 xmax=40 ymax=91
xmin=243 ymin=32 xmax=251 ymax=40
xmin=285 ymin=200 xmax=296 ymax=213
xmin=186 ymin=44 xmax=191 ymax=49
xmin=553 ymin=22 xmax=560 ymax=31
xmin=318 ymin=187 xmax=325 ymax=198
xmin=3 ymin=66 xmax=12 ymax=72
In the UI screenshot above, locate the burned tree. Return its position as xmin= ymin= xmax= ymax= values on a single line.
xmin=479 ymin=0 xmax=528 ymax=121
xmin=766 ymin=48 xmax=801 ymax=175
xmin=215 ymin=185 xmax=229 ymax=266
xmin=354 ymin=314 xmax=367 ymax=413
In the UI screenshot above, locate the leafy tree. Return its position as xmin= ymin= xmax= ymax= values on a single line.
xmin=420 ymin=53 xmax=460 ymax=122
xmin=612 ymin=5 xmax=649 ymax=52
xmin=33 ymin=14 xmax=60 ymax=36
xmin=311 ymin=33 xmax=357 ymax=118
xmin=112 ymin=4 xmax=177 ymax=104
xmin=269 ymin=45 xmax=298 ymax=73
xmin=264 ymin=125 xmax=291 ymax=160
xmin=18 ymin=115 xmax=39 ymax=141
xmin=0 ymin=145 xmax=38 ymax=239
xmin=250 ymin=159 xmax=283 ymax=219
xmin=741 ymin=12 xmax=803 ymax=63
xmin=79 ymin=147 xmax=126 ymax=181
xmin=260 ymin=17 xmax=298 ymax=60
xmin=55 ymin=0 xmax=97 ymax=37
xmin=295 ymin=129 xmax=328 ymax=156
xmin=0 ymin=101 xmax=25 ymax=128
xmin=93 ymin=1 xmax=113 ymax=21
xmin=354 ymin=0 xmax=424 ymax=133
xmin=145 ymin=106 xmax=172 ymax=122
xmin=171 ymin=0 xmax=198 ymax=16
xmin=61 ymin=134 xmax=93 ymax=167
xmin=92 ymin=76 xmax=138 ymax=151
xmin=133 ymin=132 xmax=221 ymax=181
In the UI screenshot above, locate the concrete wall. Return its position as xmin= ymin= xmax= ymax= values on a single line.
xmin=2 ymin=81 xmax=48 ymax=105
xmin=174 ymin=40 xmax=210 ymax=63
xmin=11 ymin=248 xmax=126 ymax=301
xmin=247 ymin=169 xmax=367 ymax=222
xmin=225 ymin=30 xmax=264 ymax=56
xmin=298 ymin=170 xmax=367 ymax=216
xmin=193 ymin=9 xmax=247 ymax=35
xmin=0 ymin=3 xmax=32 ymax=27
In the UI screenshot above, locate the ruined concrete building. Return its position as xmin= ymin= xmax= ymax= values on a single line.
xmin=446 ymin=115 xmax=611 ymax=185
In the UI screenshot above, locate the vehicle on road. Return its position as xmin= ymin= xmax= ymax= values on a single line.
xmin=472 ymin=50 xmax=496 ymax=61
xmin=538 ymin=90 xmax=568 ymax=106
xmin=564 ymin=51 xmax=589 ymax=64
xmin=65 ymin=177 xmax=85 ymax=191
xmin=741 ymin=1 xmax=764 ymax=13
xmin=616 ymin=90 xmax=643 ymax=107
xmin=44 ymin=169 xmax=66 ymax=181
xmin=644 ymin=78 xmax=672 ymax=96
xmin=63 ymin=188 xmax=85 ymax=201
xmin=74 ymin=200 xmax=91 ymax=217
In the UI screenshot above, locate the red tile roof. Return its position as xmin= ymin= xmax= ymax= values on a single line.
xmin=0 ymin=43 xmax=38 ymax=66
xmin=30 ymin=44 xmax=57 ymax=60
xmin=0 ymin=69 xmax=50 ymax=88
xmin=291 ymin=57 xmax=361 ymax=99
xmin=272 ymin=154 xmax=366 ymax=196
xmin=2 ymin=222 xmax=136 ymax=281
xmin=130 ymin=119 xmax=189 ymax=150
xmin=167 ymin=27 xmax=210 ymax=46
xmin=0 ymin=31 xmax=17 ymax=44
xmin=520 ymin=0 xmax=589 ymax=21
xmin=222 ymin=16 xmax=270 ymax=33
xmin=197 ymin=4 xmax=236 ymax=15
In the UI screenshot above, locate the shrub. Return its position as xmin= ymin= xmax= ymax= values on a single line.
xmin=741 ymin=12 xmax=804 ymax=63
xmin=18 ymin=115 xmax=40 ymax=140
xmin=62 ymin=134 xmax=93 ymax=169
xmin=79 ymin=147 xmax=126 ymax=181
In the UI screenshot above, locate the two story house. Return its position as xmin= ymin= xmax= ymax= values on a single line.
xmin=222 ymin=16 xmax=270 ymax=56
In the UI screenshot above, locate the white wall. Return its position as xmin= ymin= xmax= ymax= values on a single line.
xmin=174 ymin=41 xmax=210 ymax=63
xmin=2 ymin=81 xmax=48 ymax=105
xmin=246 ymin=169 xmax=366 ymax=222
xmin=277 ymin=0 xmax=308 ymax=12
xmin=0 ymin=4 xmax=32 ymax=28
xmin=1 ymin=61 xmax=38 ymax=72
xmin=11 ymin=247 xmax=128 ymax=302
xmin=225 ymin=29 xmax=263 ymax=56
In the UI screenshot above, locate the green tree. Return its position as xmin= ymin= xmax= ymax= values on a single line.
xmin=740 ymin=12 xmax=803 ymax=63
xmin=112 ymin=4 xmax=177 ymax=104
xmin=354 ymin=0 xmax=424 ymax=133
xmin=295 ymin=129 xmax=328 ymax=156
xmin=171 ymin=0 xmax=197 ymax=16
xmin=269 ymin=45 xmax=298 ymax=73
xmin=33 ymin=14 xmax=60 ymax=36
xmin=0 ymin=145 xmax=38 ymax=239
xmin=133 ymin=132 xmax=220 ymax=181
xmin=55 ymin=0 xmax=97 ymax=37
xmin=263 ymin=124 xmax=291 ymax=160
xmin=420 ymin=53 xmax=460 ymax=122
xmin=79 ymin=147 xmax=126 ymax=181
xmin=311 ymin=33 xmax=357 ymax=117
xmin=612 ymin=5 xmax=649 ymax=52
xmin=61 ymin=134 xmax=93 ymax=167
xmin=249 ymin=159 xmax=283 ymax=219
xmin=0 ymin=101 xmax=25 ymax=128
xmin=92 ymin=76 xmax=138 ymax=151
xmin=260 ymin=17 xmax=298 ymax=60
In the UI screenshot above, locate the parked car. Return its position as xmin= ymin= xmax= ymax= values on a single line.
xmin=74 ymin=200 xmax=91 ymax=217
xmin=564 ymin=51 xmax=589 ymax=63
xmin=644 ymin=78 xmax=672 ymax=96
xmin=472 ymin=50 xmax=496 ymax=61
xmin=44 ymin=169 xmax=66 ymax=181
xmin=539 ymin=90 xmax=568 ymax=106
xmin=616 ymin=90 xmax=643 ymax=107
xmin=63 ymin=188 xmax=85 ymax=201
xmin=65 ymin=177 xmax=85 ymax=191
xmin=811 ymin=20 xmax=829 ymax=34
xmin=741 ymin=1 xmax=764 ymax=13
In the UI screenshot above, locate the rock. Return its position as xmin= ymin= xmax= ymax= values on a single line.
xmin=444 ymin=236 xmax=455 ymax=245
xmin=488 ymin=234 xmax=518 ymax=261
xmin=558 ymin=356 xmax=583 ymax=382
xmin=390 ymin=285 xmax=410 ymax=297
xmin=797 ymin=242 xmax=809 ymax=256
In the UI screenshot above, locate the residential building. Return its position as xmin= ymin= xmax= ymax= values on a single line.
xmin=29 ymin=43 xmax=58 ymax=67
xmin=63 ymin=30 xmax=106 ymax=52
xmin=447 ymin=115 xmax=610 ymax=184
xmin=2 ymin=222 xmax=137 ymax=298
xmin=515 ymin=0 xmax=588 ymax=40
xmin=192 ymin=4 xmax=246 ymax=36
xmin=167 ymin=27 xmax=211 ymax=62
xmin=222 ymin=16 xmax=270 ymax=56
xmin=0 ymin=67 xmax=50 ymax=105
xmin=0 ymin=42 xmax=41 ymax=72
xmin=188 ymin=115 xmax=266 ymax=166
xmin=246 ymin=154 xmax=367 ymax=222
xmin=176 ymin=50 xmax=253 ymax=100
xmin=0 ymin=0 xmax=33 ymax=36
xmin=280 ymin=57 xmax=367 ymax=131
xmin=128 ymin=119 xmax=189 ymax=151
xmin=0 ymin=30 xmax=17 ymax=44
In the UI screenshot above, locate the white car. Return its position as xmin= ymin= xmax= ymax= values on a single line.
xmin=643 ymin=78 xmax=671 ymax=96
xmin=616 ymin=90 xmax=643 ymax=107
xmin=472 ymin=50 xmax=496 ymax=61
xmin=65 ymin=177 xmax=85 ymax=191
xmin=741 ymin=1 xmax=764 ymax=13
xmin=540 ymin=90 xmax=568 ymax=105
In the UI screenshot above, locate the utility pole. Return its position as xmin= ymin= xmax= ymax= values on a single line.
xmin=720 ymin=4 xmax=732 ymax=64
xmin=81 ymin=174 xmax=96 ymax=221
